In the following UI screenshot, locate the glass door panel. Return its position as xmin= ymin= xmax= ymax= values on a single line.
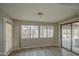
xmin=62 ymin=24 xmax=71 ymax=50
xmin=72 ymin=22 xmax=79 ymax=54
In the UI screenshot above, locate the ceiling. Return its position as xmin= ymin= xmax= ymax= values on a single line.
xmin=0 ymin=3 xmax=79 ymax=23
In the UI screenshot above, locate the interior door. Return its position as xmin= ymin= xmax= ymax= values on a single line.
xmin=62 ymin=24 xmax=71 ymax=50
xmin=72 ymin=22 xmax=79 ymax=54
xmin=6 ymin=22 xmax=12 ymax=52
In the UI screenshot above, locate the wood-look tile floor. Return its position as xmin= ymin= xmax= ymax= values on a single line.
xmin=9 ymin=46 xmax=79 ymax=56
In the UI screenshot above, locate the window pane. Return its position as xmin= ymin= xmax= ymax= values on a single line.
xmin=47 ymin=26 xmax=53 ymax=38
xmin=31 ymin=25 xmax=38 ymax=38
xmin=62 ymin=24 xmax=71 ymax=50
xmin=21 ymin=25 xmax=30 ymax=39
xmin=40 ymin=26 xmax=47 ymax=38
xmin=72 ymin=22 xmax=79 ymax=54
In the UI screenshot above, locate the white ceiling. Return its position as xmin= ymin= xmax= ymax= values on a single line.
xmin=58 ymin=3 xmax=79 ymax=10
xmin=0 ymin=3 xmax=79 ymax=23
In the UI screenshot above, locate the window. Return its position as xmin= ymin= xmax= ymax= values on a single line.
xmin=40 ymin=26 xmax=47 ymax=38
xmin=47 ymin=26 xmax=53 ymax=38
xmin=40 ymin=26 xmax=54 ymax=38
xmin=21 ymin=25 xmax=39 ymax=39
xmin=21 ymin=25 xmax=54 ymax=39
xmin=31 ymin=25 xmax=38 ymax=38
xmin=21 ymin=25 xmax=30 ymax=39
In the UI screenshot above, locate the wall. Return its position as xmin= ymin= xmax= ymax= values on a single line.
xmin=0 ymin=8 xmax=13 ymax=56
xmin=0 ymin=9 xmax=9 ymax=55
xmin=0 ymin=12 xmax=4 ymax=55
xmin=78 ymin=9 xmax=79 ymax=17
xmin=13 ymin=20 xmax=59 ymax=49
xmin=13 ymin=20 xmax=20 ymax=49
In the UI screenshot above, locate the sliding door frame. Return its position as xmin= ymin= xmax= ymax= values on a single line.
xmin=61 ymin=21 xmax=79 ymax=54
xmin=61 ymin=23 xmax=72 ymax=50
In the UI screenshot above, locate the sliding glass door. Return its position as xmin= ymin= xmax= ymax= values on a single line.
xmin=62 ymin=22 xmax=79 ymax=54
xmin=72 ymin=22 xmax=79 ymax=54
xmin=62 ymin=24 xmax=71 ymax=50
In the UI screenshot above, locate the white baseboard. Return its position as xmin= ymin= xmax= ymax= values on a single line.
xmin=12 ymin=45 xmax=59 ymax=51
xmin=4 ymin=49 xmax=13 ymax=56
xmin=5 ymin=45 xmax=59 ymax=56
xmin=0 ymin=53 xmax=4 ymax=56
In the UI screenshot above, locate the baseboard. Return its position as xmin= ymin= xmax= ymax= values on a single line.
xmin=4 ymin=49 xmax=13 ymax=56
xmin=12 ymin=45 xmax=59 ymax=51
xmin=0 ymin=53 xmax=4 ymax=56
xmin=7 ymin=45 xmax=59 ymax=56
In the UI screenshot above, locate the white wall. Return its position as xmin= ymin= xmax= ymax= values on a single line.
xmin=0 ymin=9 xmax=7 ymax=55
xmin=0 ymin=13 xmax=4 ymax=56
xmin=78 ymin=9 xmax=79 ymax=17
xmin=0 ymin=9 xmax=13 ymax=56
xmin=13 ymin=20 xmax=59 ymax=49
xmin=13 ymin=20 xmax=20 ymax=49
